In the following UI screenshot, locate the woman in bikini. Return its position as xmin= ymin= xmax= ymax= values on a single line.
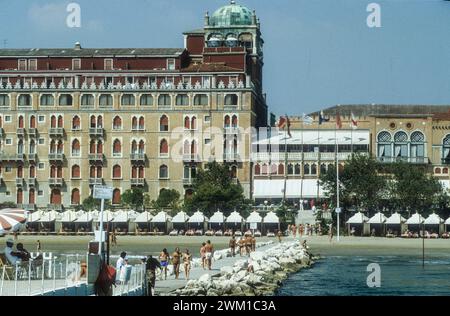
xmin=159 ymin=248 xmax=170 ymax=280
xmin=183 ymin=249 xmax=192 ymax=280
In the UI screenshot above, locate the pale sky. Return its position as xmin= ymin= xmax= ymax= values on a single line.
xmin=1 ymin=0 xmax=449 ymax=115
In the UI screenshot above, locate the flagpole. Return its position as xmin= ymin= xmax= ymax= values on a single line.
xmin=283 ymin=126 xmax=288 ymax=204
xmin=336 ymin=108 xmax=340 ymax=242
xmin=300 ymin=118 xmax=304 ymax=210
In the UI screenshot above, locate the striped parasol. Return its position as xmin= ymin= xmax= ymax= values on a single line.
xmin=0 ymin=208 xmax=27 ymax=233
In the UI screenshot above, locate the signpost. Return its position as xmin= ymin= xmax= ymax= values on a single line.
xmin=93 ymin=186 xmax=113 ymax=259
xmin=335 ymin=207 xmax=341 ymax=242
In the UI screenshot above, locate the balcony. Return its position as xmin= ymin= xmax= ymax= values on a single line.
xmin=89 ymin=178 xmax=103 ymax=186
xmin=47 ymin=204 xmax=63 ymax=211
xmin=17 ymin=204 xmax=36 ymax=211
xmin=0 ymin=127 xmax=4 ymax=137
xmin=130 ymin=153 xmax=146 ymax=163
xmin=223 ymin=153 xmax=240 ymax=162
xmin=15 ymin=178 xmax=23 ymax=187
xmin=131 ymin=127 xmax=145 ymax=132
xmin=48 ymin=153 xmax=64 ymax=162
xmin=183 ymin=154 xmax=201 ymax=162
xmin=49 ymin=128 xmax=64 ymax=137
xmin=89 ymin=128 xmax=104 ymax=137
xmin=224 ymin=127 xmax=240 ymax=135
xmin=378 ymin=157 xmax=429 ymax=164
xmin=0 ymin=153 xmax=25 ymax=162
xmin=49 ymin=178 xmax=64 ymax=187
xmin=88 ymin=153 xmax=104 ymax=163
xmin=131 ymin=178 xmax=145 ymax=187
xmin=28 ymin=178 xmax=36 ymax=187
xmin=17 ymin=128 xmax=25 ymax=137
xmin=183 ymin=178 xmax=194 ymax=186
xmin=28 ymin=128 xmax=37 ymax=138
xmin=28 ymin=153 xmax=37 ymax=162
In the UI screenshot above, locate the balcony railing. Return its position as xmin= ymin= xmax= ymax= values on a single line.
xmin=0 ymin=153 xmax=25 ymax=161
xmin=183 ymin=154 xmax=201 ymax=162
xmin=17 ymin=204 xmax=36 ymax=211
xmin=89 ymin=128 xmax=104 ymax=137
xmin=47 ymin=204 xmax=63 ymax=211
xmin=183 ymin=178 xmax=194 ymax=186
xmin=378 ymin=157 xmax=428 ymax=164
xmin=88 ymin=153 xmax=104 ymax=162
xmin=49 ymin=128 xmax=64 ymax=137
xmin=224 ymin=126 xmax=240 ymax=134
xmin=131 ymin=127 xmax=145 ymax=132
xmin=251 ymin=152 xmax=368 ymax=162
xmin=49 ymin=153 xmax=64 ymax=162
xmin=130 ymin=153 xmax=146 ymax=162
xmin=89 ymin=178 xmax=103 ymax=186
xmin=28 ymin=153 xmax=37 ymax=162
xmin=16 ymin=128 xmax=25 ymax=137
xmin=131 ymin=178 xmax=145 ymax=187
xmin=49 ymin=178 xmax=64 ymax=186
xmin=28 ymin=128 xmax=37 ymax=137
xmin=15 ymin=178 xmax=23 ymax=186
xmin=223 ymin=153 xmax=240 ymax=162
xmin=28 ymin=178 xmax=36 ymax=187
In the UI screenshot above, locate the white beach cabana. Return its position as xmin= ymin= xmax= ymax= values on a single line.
xmin=445 ymin=217 xmax=450 ymax=232
xmin=262 ymin=211 xmax=280 ymax=235
xmin=57 ymin=210 xmax=79 ymax=233
xmin=367 ymin=212 xmax=387 ymax=236
xmin=94 ymin=210 xmax=115 ymax=230
xmin=26 ymin=210 xmax=43 ymax=232
xmin=151 ymin=211 xmax=171 ymax=234
xmin=346 ymin=212 xmax=369 ymax=236
xmin=171 ymin=211 xmax=189 ymax=230
xmin=246 ymin=211 xmax=263 ymax=231
xmin=226 ymin=211 xmax=244 ymax=232
xmin=133 ymin=211 xmax=153 ymax=233
xmin=111 ymin=210 xmax=132 ymax=233
xmin=385 ymin=212 xmax=407 ymax=236
xmin=209 ymin=211 xmax=225 ymax=230
xmin=37 ymin=210 xmax=58 ymax=232
xmin=188 ymin=211 xmax=208 ymax=231
xmin=74 ymin=211 xmax=94 ymax=232
xmin=405 ymin=212 xmax=424 ymax=233
xmin=423 ymin=213 xmax=444 ymax=235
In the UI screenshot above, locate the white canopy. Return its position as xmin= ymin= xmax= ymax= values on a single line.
xmin=368 ymin=212 xmax=387 ymax=224
xmin=59 ymin=210 xmax=78 ymax=222
xmin=94 ymin=210 xmax=115 ymax=222
xmin=246 ymin=211 xmax=263 ymax=224
xmin=385 ymin=212 xmax=407 ymax=225
xmin=188 ymin=211 xmax=207 ymax=223
xmin=255 ymin=130 xmax=370 ymax=146
xmin=424 ymin=213 xmax=444 ymax=225
xmin=209 ymin=211 xmax=225 ymax=224
xmin=112 ymin=210 xmax=130 ymax=223
xmin=38 ymin=210 xmax=58 ymax=223
xmin=28 ymin=211 xmax=42 ymax=223
xmin=226 ymin=211 xmax=243 ymax=223
xmin=406 ymin=213 xmax=424 ymax=225
xmin=263 ymin=211 xmax=279 ymax=224
xmin=346 ymin=212 xmax=369 ymax=224
xmin=134 ymin=211 xmax=153 ymax=223
xmin=75 ymin=211 xmax=93 ymax=223
xmin=172 ymin=211 xmax=189 ymax=224
xmin=445 ymin=217 xmax=450 ymax=225
xmin=151 ymin=211 xmax=170 ymax=223
xmin=254 ymin=179 xmax=325 ymax=199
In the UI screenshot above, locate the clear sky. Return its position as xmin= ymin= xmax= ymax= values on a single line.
xmin=0 ymin=0 xmax=449 ymax=115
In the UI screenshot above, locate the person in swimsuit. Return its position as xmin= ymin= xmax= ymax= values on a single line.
xmin=172 ymin=247 xmax=181 ymax=279
xmin=229 ymin=236 xmax=236 ymax=257
xmin=200 ymin=243 xmax=206 ymax=270
xmin=159 ymin=248 xmax=170 ymax=280
xmin=204 ymin=240 xmax=214 ymax=270
xmin=251 ymin=236 xmax=256 ymax=252
xmin=238 ymin=237 xmax=245 ymax=256
xmin=182 ymin=249 xmax=192 ymax=280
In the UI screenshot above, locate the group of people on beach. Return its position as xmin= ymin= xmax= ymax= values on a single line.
xmin=287 ymin=223 xmax=322 ymax=237
xmin=228 ymin=235 xmax=256 ymax=257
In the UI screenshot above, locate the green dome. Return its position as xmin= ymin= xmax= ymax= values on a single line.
xmin=210 ymin=1 xmax=254 ymax=27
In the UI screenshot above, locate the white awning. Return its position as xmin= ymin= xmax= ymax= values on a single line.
xmin=445 ymin=217 xmax=450 ymax=225
xmin=75 ymin=212 xmax=93 ymax=223
xmin=263 ymin=211 xmax=279 ymax=224
xmin=368 ymin=212 xmax=387 ymax=224
xmin=188 ymin=211 xmax=207 ymax=223
xmin=254 ymin=130 xmax=370 ymax=146
xmin=112 ymin=211 xmax=129 ymax=223
xmin=151 ymin=211 xmax=171 ymax=223
xmin=254 ymin=179 xmax=325 ymax=199
xmin=209 ymin=211 xmax=225 ymax=224
xmin=59 ymin=210 xmax=78 ymax=222
xmin=27 ymin=211 xmax=42 ymax=223
xmin=346 ymin=212 xmax=369 ymax=224
xmin=406 ymin=213 xmax=424 ymax=225
xmin=94 ymin=210 xmax=115 ymax=222
xmin=385 ymin=212 xmax=406 ymax=225
xmin=246 ymin=211 xmax=262 ymax=224
xmin=172 ymin=211 xmax=189 ymax=224
xmin=134 ymin=211 xmax=153 ymax=223
xmin=226 ymin=211 xmax=243 ymax=223
xmin=424 ymin=213 xmax=443 ymax=225
xmin=38 ymin=211 xmax=58 ymax=223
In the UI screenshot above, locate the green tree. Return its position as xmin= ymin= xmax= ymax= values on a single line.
xmin=81 ymin=196 xmax=110 ymax=211
xmin=185 ymin=161 xmax=246 ymax=217
xmin=153 ymin=189 xmax=181 ymax=210
xmin=121 ymin=188 xmax=144 ymax=211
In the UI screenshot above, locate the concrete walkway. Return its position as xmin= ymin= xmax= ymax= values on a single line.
xmin=154 ymin=242 xmax=279 ymax=295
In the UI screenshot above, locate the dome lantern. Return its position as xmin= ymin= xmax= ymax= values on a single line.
xmin=210 ymin=1 xmax=254 ymax=27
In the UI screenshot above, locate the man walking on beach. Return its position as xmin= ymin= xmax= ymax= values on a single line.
xmin=204 ymin=240 xmax=214 ymax=270
xmin=229 ymin=236 xmax=236 ymax=257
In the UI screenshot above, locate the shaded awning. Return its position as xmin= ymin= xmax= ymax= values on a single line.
xmin=111 ymin=211 xmax=129 ymax=223
xmin=209 ymin=211 xmax=225 ymax=224
xmin=172 ymin=211 xmax=189 ymax=224
xmin=151 ymin=211 xmax=171 ymax=223
xmin=59 ymin=210 xmax=78 ymax=222
xmin=406 ymin=213 xmax=424 ymax=225
xmin=38 ymin=211 xmax=58 ymax=223
xmin=424 ymin=213 xmax=443 ymax=225
xmin=134 ymin=211 xmax=153 ymax=223
xmin=385 ymin=212 xmax=406 ymax=225
xmin=346 ymin=212 xmax=369 ymax=224
xmin=188 ymin=211 xmax=207 ymax=224
xmin=254 ymin=179 xmax=325 ymax=199
xmin=263 ymin=211 xmax=279 ymax=224
xmin=75 ymin=212 xmax=93 ymax=223
xmin=368 ymin=212 xmax=387 ymax=224
xmin=226 ymin=211 xmax=243 ymax=223
xmin=246 ymin=211 xmax=262 ymax=224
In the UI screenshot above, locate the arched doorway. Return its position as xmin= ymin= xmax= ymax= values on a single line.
xmin=50 ymin=189 xmax=62 ymax=205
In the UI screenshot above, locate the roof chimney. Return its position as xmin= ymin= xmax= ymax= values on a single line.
xmin=74 ymin=42 xmax=82 ymax=50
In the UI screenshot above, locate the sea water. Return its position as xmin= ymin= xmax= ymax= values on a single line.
xmin=277 ymin=250 xmax=450 ymax=296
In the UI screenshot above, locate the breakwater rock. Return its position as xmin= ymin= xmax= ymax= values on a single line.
xmin=170 ymin=240 xmax=314 ymax=296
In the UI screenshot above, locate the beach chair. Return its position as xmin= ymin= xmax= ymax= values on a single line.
xmin=0 ymin=253 xmax=15 ymax=281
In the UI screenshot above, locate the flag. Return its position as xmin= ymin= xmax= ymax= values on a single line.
xmin=302 ymin=113 xmax=313 ymax=125
xmin=319 ymin=111 xmax=330 ymax=125
xmin=336 ymin=112 xmax=342 ymax=129
xmin=277 ymin=116 xmax=287 ymax=129
xmin=286 ymin=115 xmax=292 ymax=138
xmin=350 ymin=112 xmax=358 ymax=129
xmin=278 ymin=115 xmax=292 ymax=138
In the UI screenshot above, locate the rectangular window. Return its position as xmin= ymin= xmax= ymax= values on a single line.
xmin=205 ymin=139 xmax=211 ymax=145
xmin=18 ymin=59 xmax=27 ymax=71
xmin=28 ymin=59 xmax=37 ymax=71
xmin=38 ymin=138 xmax=45 ymax=145
xmin=104 ymin=59 xmax=113 ymax=70
xmin=5 ymin=191 xmax=10 ymax=197
xmin=38 ymin=115 xmax=45 ymax=123
xmin=5 ymin=138 xmax=12 ymax=145
xmin=38 ymin=190 xmax=44 ymax=196
xmin=38 ymin=163 xmax=45 ymax=170
xmin=72 ymin=59 xmax=81 ymax=70
xmin=167 ymin=59 xmax=176 ymax=71
xmin=204 ymin=115 xmax=211 ymax=123
xmin=4 ymin=115 xmax=11 ymax=122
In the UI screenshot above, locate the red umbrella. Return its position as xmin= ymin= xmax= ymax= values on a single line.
xmin=0 ymin=208 xmax=27 ymax=233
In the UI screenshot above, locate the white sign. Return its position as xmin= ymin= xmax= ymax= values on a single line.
xmin=250 ymin=222 xmax=257 ymax=230
xmin=93 ymin=186 xmax=113 ymax=200
xmin=335 ymin=207 xmax=342 ymax=214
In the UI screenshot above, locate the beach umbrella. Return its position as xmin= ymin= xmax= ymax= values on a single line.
xmin=209 ymin=211 xmax=225 ymax=224
xmin=0 ymin=208 xmax=27 ymax=233
xmin=263 ymin=211 xmax=279 ymax=224
xmin=172 ymin=211 xmax=189 ymax=224
xmin=385 ymin=212 xmax=406 ymax=225
xmin=423 ymin=213 xmax=444 ymax=225
xmin=406 ymin=212 xmax=424 ymax=225
xmin=346 ymin=212 xmax=369 ymax=224
xmin=188 ymin=211 xmax=207 ymax=224
xmin=134 ymin=211 xmax=153 ymax=223
xmin=226 ymin=211 xmax=243 ymax=223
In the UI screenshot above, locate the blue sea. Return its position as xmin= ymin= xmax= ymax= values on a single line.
xmin=277 ymin=250 xmax=450 ymax=296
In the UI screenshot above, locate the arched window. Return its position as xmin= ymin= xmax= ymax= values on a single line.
xmin=132 ymin=117 xmax=138 ymax=130
xmin=49 ymin=140 xmax=56 ymax=153
xmin=131 ymin=140 xmax=137 ymax=154
xmin=191 ymin=116 xmax=197 ymax=130
xmin=443 ymin=135 xmax=450 ymax=163
xmin=255 ymin=164 xmax=261 ymax=175
xmin=224 ymin=94 xmax=238 ymax=106
xmin=320 ymin=164 xmax=327 ymax=174
xmin=72 ymin=139 xmax=80 ymax=156
xmin=160 ymin=139 xmax=169 ymax=155
xmin=97 ymin=140 xmax=103 ymax=154
xmin=71 ymin=189 xmax=80 ymax=205
xmin=158 ymin=94 xmax=171 ymax=107
xmin=278 ymin=164 xmax=285 ymax=175
xmin=57 ymin=140 xmax=63 ymax=153
xmin=435 ymin=168 xmax=442 ymax=174
xmin=81 ymin=94 xmax=94 ymax=107
xmin=232 ymin=115 xmax=238 ymax=128
xmin=40 ymin=94 xmax=54 ymax=106
xmin=394 ymin=131 xmax=408 ymax=159
xmin=57 ymin=115 xmax=63 ymax=128
xmin=160 ymin=115 xmax=169 ymax=132
xmin=191 ymin=140 xmax=197 ymax=156
xmin=29 ymin=189 xmax=35 ymax=204
xmin=99 ymin=94 xmax=113 ymax=107
xmin=18 ymin=94 xmax=32 ymax=106
xmin=121 ymin=94 xmax=135 ymax=106
xmin=131 ymin=166 xmax=138 ymax=179
xmin=97 ymin=166 xmax=103 ymax=178
xmin=90 ymin=166 xmax=96 ymax=178
xmin=112 ymin=189 xmax=121 ymax=205
xmin=72 ymin=165 xmax=80 ymax=178
xmin=72 ymin=116 xmax=81 ymax=130
xmin=59 ymin=94 xmax=73 ymax=106
xmin=183 ymin=140 xmax=190 ymax=155
xmin=0 ymin=94 xmax=10 ymax=107
xmin=17 ymin=165 xmax=23 ymax=178
xmin=140 ymin=94 xmax=153 ymax=106
xmin=17 ymin=139 xmax=24 ymax=154
xmin=113 ymin=116 xmax=122 ymax=130
xmin=224 ymin=115 xmax=231 ymax=128
xmin=51 ymin=115 xmax=57 ymax=128
xmin=159 ymin=165 xmax=168 ymax=179
xmin=138 ymin=116 xmax=144 ymax=130
xmin=113 ymin=139 xmax=122 ymax=156
xmin=18 ymin=115 xmax=24 ymax=128
xmin=270 ymin=164 xmax=277 ymax=175
xmin=138 ymin=166 xmax=144 ymax=179
xmin=295 ymin=164 xmax=301 ymax=175
xmin=194 ymin=94 xmax=208 ymax=106
xmin=29 ymin=165 xmax=36 ymax=178
xmin=287 ymin=164 xmax=294 ymax=175
xmin=184 ymin=116 xmax=190 ymax=129
xmin=175 ymin=94 xmax=189 ymax=106
xmin=50 ymin=165 xmax=56 ymax=178
xmin=411 ymin=131 xmax=425 ymax=162
xmin=50 ymin=189 xmax=62 ymax=205
xmin=231 ymin=166 xmax=237 ymax=178
xmin=97 ymin=115 xmax=103 ymax=128
xmin=16 ymin=189 xmax=23 ymax=204
xmin=112 ymin=165 xmax=121 ymax=179
xmin=311 ymin=164 xmax=317 ymax=175
xmin=444 ymin=168 xmax=449 ymax=174
xmin=30 ymin=115 xmax=36 ymax=129
xmin=377 ymin=131 xmax=392 ymax=161
xmin=303 ymin=164 xmax=310 ymax=175
xmin=138 ymin=140 xmax=145 ymax=153
xmin=89 ymin=140 xmax=96 ymax=154
xmin=261 ymin=163 xmax=268 ymax=175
